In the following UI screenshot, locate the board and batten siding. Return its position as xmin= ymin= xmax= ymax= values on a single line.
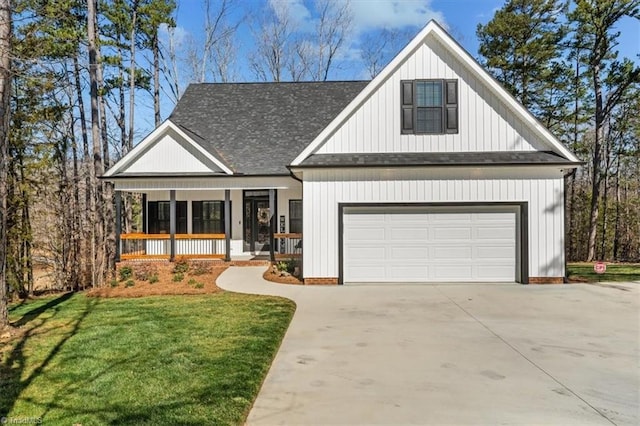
xmin=316 ymin=37 xmax=548 ymax=155
xmin=302 ymin=167 xmax=565 ymax=280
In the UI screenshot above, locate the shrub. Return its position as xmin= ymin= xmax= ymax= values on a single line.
xmin=173 ymin=257 xmax=190 ymax=274
xmin=194 ymin=282 xmax=204 ymax=289
xmin=118 ymin=266 xmax=133 ymax=281
xmin=190 ymin=260 xmax=213 ymax=275
xmin=134 ymin=263 xmax=158 ymax=281
xmin=149 ymin=274 xmax=159 ymax=284
xmin=275 ymin=259 xmax=298 ymax=274
xmin=172 ymin=272 xmax=184 ymax=282
xmin=188 ymin=278 xmax=197 ymax=286
xmin=109 ymin=279 xmax=118 ymax=288
xmin=125 ymin=279 xmax=135 ymax=288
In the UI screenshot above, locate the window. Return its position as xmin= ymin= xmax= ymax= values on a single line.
xmin=289 ymin=200 xmax=302 ymax=234
xmin=401 ymin=79 xmax=458 ymax=134
xmin=193 ymin=201 xmax=227 ymax=234
xmin=147 ymin=201 xmax=187 ymax=234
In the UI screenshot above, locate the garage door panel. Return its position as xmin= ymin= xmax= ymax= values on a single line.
xmin=390 ymin=228 xmax=428 ymax=240
xmin=432 ymin=227 xmax=473 ymax=240
xmin=475 ymin=246 xmax=514 ymax=258
xmin=433 ymin=246 xmax=472 ymax=260
xmin=477 ymin=226 xmax=514 ymax=239
xmin=390 ymin=265 xmax=430 ymax=280
xmin=390 ymin=247 xmax=428 ymax=260
xmin=343 ymin=207 xmax=517 ymax=283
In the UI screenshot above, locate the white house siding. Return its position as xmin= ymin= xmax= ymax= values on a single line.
xmin=302 ymin=167 xmax=565 ymax=281
xmin=124 ymin=132 xmax=218 ymax=174
xmin=316 ymin=37 xmax=547 ymax=155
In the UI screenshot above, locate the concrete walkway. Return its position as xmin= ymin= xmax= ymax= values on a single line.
xmin=217 ymin=267 xmax=640 ymax=426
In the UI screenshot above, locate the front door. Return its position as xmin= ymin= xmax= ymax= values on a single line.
xmin=244 ymin=192 xmax=273 ymax=253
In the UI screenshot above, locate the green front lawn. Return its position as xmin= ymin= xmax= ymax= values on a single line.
xmin=1 ymin=292 xmax=295 ymax=425
xmin=567 ymin=262 xmax=640 ymax=283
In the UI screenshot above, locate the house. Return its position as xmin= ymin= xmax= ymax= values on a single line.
xmin=103 ymin=21 xmax=581 ymax=284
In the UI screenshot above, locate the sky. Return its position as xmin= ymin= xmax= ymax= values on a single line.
xmin=138 ymin=0 xmax=639 ymax=140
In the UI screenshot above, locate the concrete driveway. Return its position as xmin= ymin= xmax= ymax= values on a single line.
xmin=217 ymin=267 xmax=639 ymax=425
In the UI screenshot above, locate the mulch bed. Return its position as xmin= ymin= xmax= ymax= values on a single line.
xmin=263 ymin=264 xmax=303 ymax=285
xmin=87 ymin=261 xmax=226 ymax=298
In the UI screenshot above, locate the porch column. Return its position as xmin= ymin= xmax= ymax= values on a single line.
xmin=115 ymin=190 xmax=121 ymax=263
xmin=141 ymin=193 xmax=147 ymax=233
xmin=169 ymin=190 xmax=176 ymax=262
xmin=269 ymin=189 xmax=275 ymax=262
xmin=224 ymin=189 xmax=231 ymax=261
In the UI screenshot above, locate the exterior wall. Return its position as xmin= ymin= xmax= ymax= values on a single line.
xmin=316 ymin=37 xmax=547 ymax=155
xmin=302 ymin=167 xmax=566 ymax=281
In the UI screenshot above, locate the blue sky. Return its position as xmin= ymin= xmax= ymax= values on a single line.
xmin=138 ymin=0 xmax=638 ymax=141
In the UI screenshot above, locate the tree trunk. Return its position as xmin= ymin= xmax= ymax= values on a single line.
xmin=87 ymin=0 xmax=104 ymax=287
xmin=0 ymin=0 xmax=12 ymax=327
xmin=586 ymin=66 xmax=603 ymax=261
xmin=153 ymin=34 xmax=161 ymax=126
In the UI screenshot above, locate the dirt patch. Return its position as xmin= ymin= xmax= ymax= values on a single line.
xmin=87 ymin=261 xmax=226 ymax=298
xmin=263 ymin=264 xmax=303 ymax=285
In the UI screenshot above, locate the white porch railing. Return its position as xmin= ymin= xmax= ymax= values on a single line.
xmin=120 ymin=233 xmax=227 ymax=260
xmin=274 ymin=233 xmax=302 ymax=259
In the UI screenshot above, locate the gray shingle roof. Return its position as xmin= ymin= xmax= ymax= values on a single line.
xmin=169 ymin=81 xmax=369 ymax=175
xmin=298 ymin=151 xmax=581 ymax=168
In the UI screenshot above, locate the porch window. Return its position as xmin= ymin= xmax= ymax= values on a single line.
xmin=192 ymin=201 xmax=226 ymax=234
xmin=401 ymin=79 xmax=458 ymax=134
xmin=147 ymin=201 xmax=187 ymax=234
xmin=289 ymin=200 xmax=302 ymax=233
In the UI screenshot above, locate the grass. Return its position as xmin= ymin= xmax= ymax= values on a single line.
xmin=1 ymin=292 xmax=295 ymax=425
xmin=567 ymin=262 xmax=640 ymax=283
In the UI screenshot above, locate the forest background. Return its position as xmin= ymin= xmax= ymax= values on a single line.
xmin=0 ymin=0 xmax=638 ymax=326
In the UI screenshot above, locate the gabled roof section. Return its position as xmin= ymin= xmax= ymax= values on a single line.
xmin=103 ymin=120 xmax=233 ymax=178
xmin=169 ymin=81 xmax=369 ymax=175
xmin=291 ymin=20 xmax=580 ymax=166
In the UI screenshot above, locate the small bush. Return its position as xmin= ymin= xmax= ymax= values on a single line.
xmin=275 ymin=259 xmax=298 ymax=274
xmin=173 ymin=257 xmax=190 ymax=274
xmin=109 ymin=279 xmax=118 ymax=288
xmin=149 ymin=274 xmax=159 ymax=284
xmin=118 ymin=266 xmax=133 ymax=281
xmin=125 ymin=279 xmax=135 ymax=288
xmin=134 ymin=263 xmax=158 ymax=281
xmin=194 ymin=282 xmax=204 ymax=289
xmin=190 ymin=260 xmax=213 ymax=276
xmin=172 ymin=272 xmax=184 ymax=282
xmin=188 ymin=278 xmax=197 ymax=286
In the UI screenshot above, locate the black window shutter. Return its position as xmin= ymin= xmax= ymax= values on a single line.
xmin=192 ymin=201 xmax=202 ymax=234
xmin=177 ymin=201 xmax=187 ymax=234
xmin=401 ymin=80 xmax=414 ymax=134
xmin=445 ymin=79 xmax=458 ymax=134
xmin=148 ymin=202 xmax=158 ymax=234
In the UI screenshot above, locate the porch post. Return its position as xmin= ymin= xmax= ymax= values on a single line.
xmin=169 ymin=190 xmax=176 ymax=261
xmin=141 ymin=193 xmax=147 ymax=233
xmin=269 ymin=188 xmax=275 ymax=262
xmin=224 ymin=189 xmax=231 ymax=261
xmin=115 ymin=190 xmax=121 ymax=263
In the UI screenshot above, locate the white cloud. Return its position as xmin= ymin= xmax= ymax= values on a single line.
xmin=159 ymin=23 xmax=189 ymax=47
xmin=269 ymin=0 xmax=312 ymax=27
xmin=349 ymin=0 xmax=446 ymax=34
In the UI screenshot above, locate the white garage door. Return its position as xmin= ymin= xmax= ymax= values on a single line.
xmin=343 ymin=206 xmax=517 ymax=283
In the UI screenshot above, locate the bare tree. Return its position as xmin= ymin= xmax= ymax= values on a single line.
xmin=0 ymin=0 xmax=11 ymax=327
xmin=311 ymin=0 xmax=352 ymax=81
xmin=360 ymin=28 xmax=412 ymax=78
xmin=186 ymin=0 xmax=240 ymax=83
xmin=159 ymin=23 xmax=182 ymax=103
xmin=249 ymin=1 xmax=296 ymax=82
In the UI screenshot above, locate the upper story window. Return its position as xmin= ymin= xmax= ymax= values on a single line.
xmin=401 ymin=79 xmax=458 ymax=135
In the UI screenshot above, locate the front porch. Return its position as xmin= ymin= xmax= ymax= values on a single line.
xmin=112 ymin=176 xmax=303 ymax=263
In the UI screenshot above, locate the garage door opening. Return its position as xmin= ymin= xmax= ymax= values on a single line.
xmin=339 ymin=203 xmax=527 ymax=284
